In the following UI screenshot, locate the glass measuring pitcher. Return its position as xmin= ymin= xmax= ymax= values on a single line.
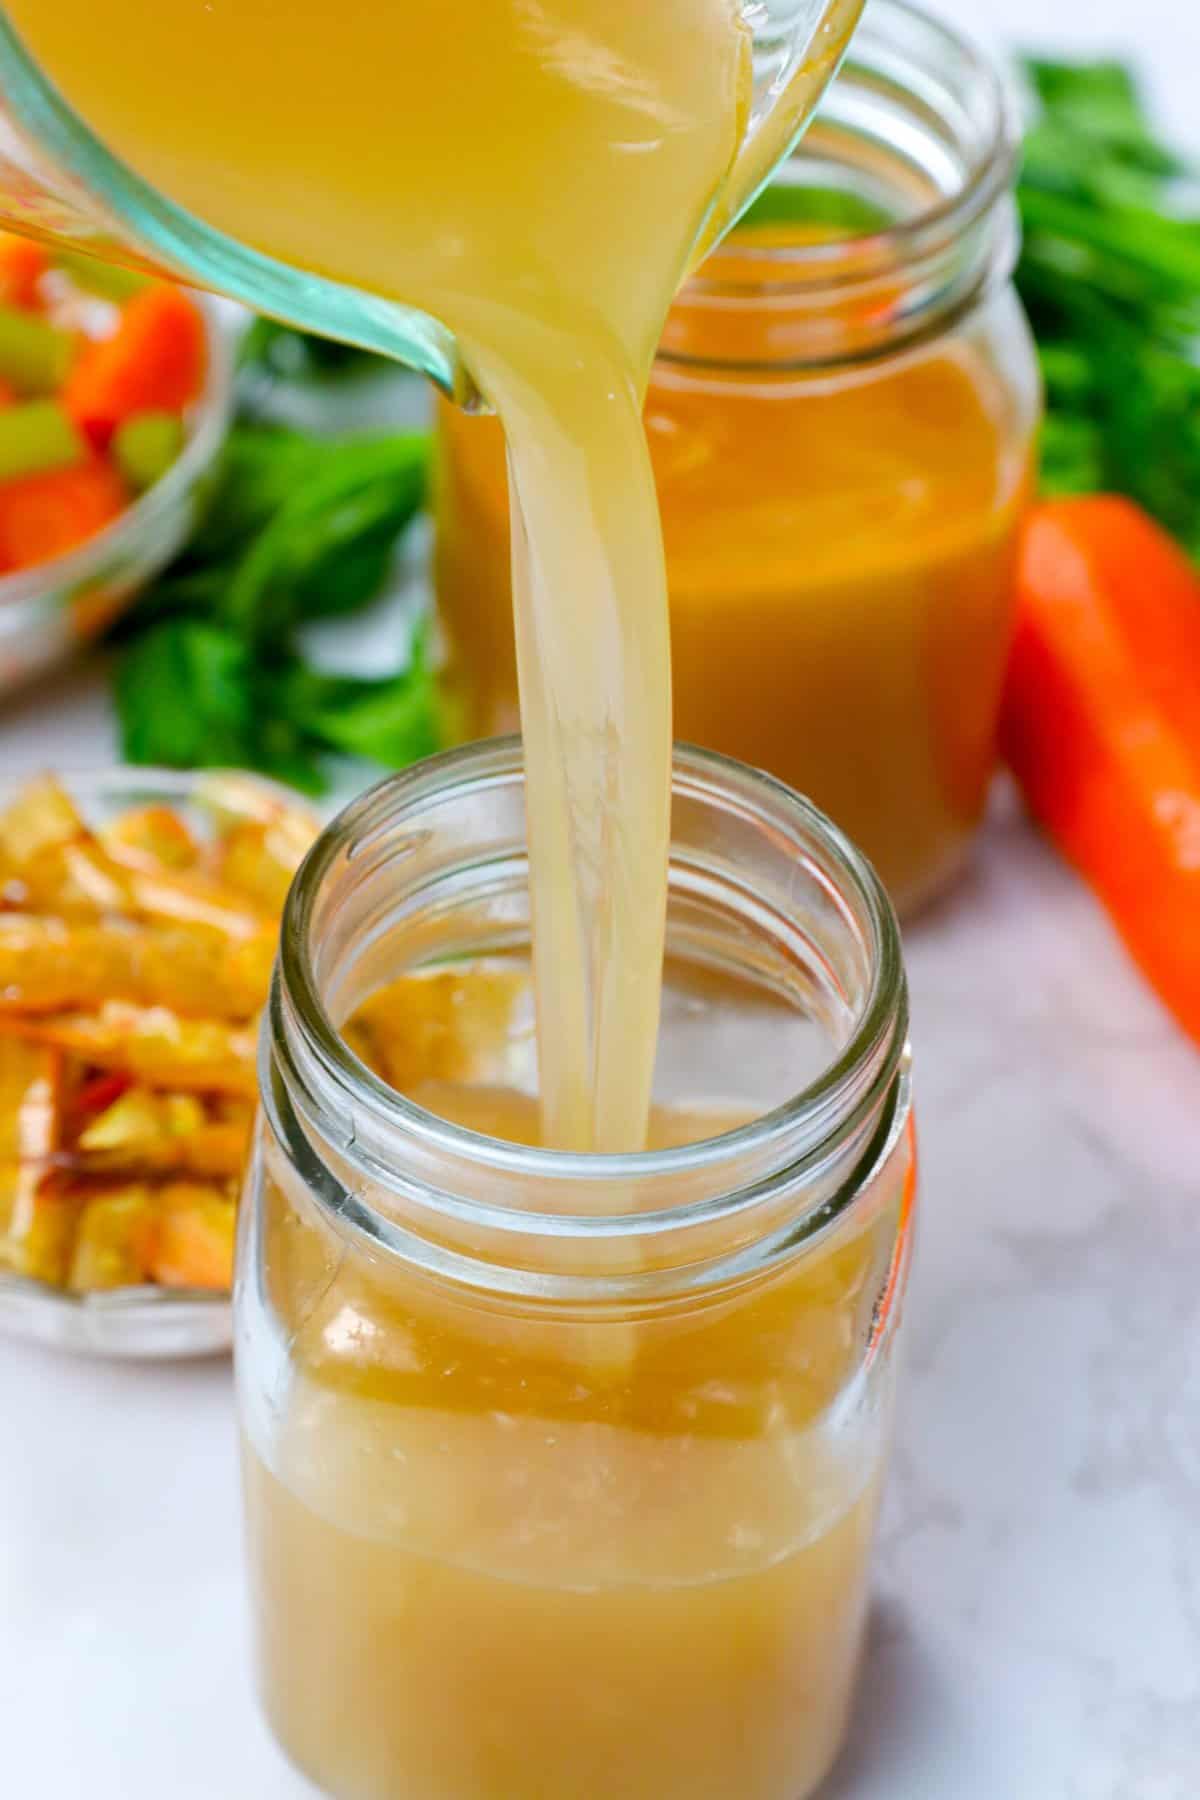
xmin=0 ymin=0 xmax=862 ymax=403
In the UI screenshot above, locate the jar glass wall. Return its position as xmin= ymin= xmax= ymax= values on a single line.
xmin=237 ymin=742 xmax=916 ymax=1800
xmin=435 ymin=0 xmax=1041 ymax=913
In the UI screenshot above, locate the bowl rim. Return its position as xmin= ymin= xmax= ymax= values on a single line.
xmin=0 ymin=759 xmax=316 ymax=816
xmin=0 ymin=760 xmax=316 ymax=1356
xmin=0 ymin=288 xmax=235 ymax=623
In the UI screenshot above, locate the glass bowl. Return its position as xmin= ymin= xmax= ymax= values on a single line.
xmin=0 ymin=763 xmax=314 ymax=1360
xmin=0 ymin=294 xmax=235 ymax=695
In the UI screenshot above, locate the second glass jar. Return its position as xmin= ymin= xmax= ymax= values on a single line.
xmin=238 ymin=741 xmax=915 ymax=1800
xmin=434 ymin=0 xmax=1040 ymax=913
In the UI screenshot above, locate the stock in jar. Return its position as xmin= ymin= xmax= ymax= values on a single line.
xmin=237 ymin=742 xmax=915 ymax=1800
xmin=435 ymin=0 xmax=1040 ymax=913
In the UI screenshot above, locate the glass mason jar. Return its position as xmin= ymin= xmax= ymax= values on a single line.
xmin=237 ymin=741 xmax=915 ymax=1800
xmin=435 ymin=0 xmax=1041 ymax=914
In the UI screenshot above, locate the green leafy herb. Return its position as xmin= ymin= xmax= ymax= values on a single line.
xmin=116 ymin=622 xmax=257 ymax=771
xmin=1016 ymin=58 xmax=1200 ymax=552
xmin=741 ymin=180 xmax=891 ymax=234
xmin=112 ymin=423 xmax=436 ymax=793
xmin=238 ymin=316 xmax=383 ymax=383
xmin=218 ymin=433 xmax=427 ymax=640
xmin=132 ymin=425 xmax=426 ymax=629
xmin=273 ymin=635 xmax=441 ymax=768
xmin=115 ymin=615 xmax=439 ymax=797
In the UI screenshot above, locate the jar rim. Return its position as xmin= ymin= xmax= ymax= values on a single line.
xmin=701 ymin=0 xmax=1015 ymax=293
xmin=658 ymin=0 xmax=1020 ymax=374
xmin=273 ymin=739 xmax=907 ymax=1202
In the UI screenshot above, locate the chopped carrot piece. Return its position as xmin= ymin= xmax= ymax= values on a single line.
xmin=1000 ymin=496 xmax=1200 ymax=1045
xmin=0 ymin=379 xmax=18 ymax=408
xmin=150 ymin=1183 xmax=237 ymax=1290
xmin=0 ymin=460 xmax=127 ymax=571
xmin=63 ymin=282 xmax=205 ymax=447
xmin=0 ymin=235 xmax=48 ymax=309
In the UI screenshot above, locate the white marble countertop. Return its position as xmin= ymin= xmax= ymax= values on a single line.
xmin=2 ymin=3 xmax=1199 ymax=1796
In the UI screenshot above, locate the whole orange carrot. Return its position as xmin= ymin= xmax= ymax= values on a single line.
xmin=1000 ymin=496 xmax=1200 ymax=1045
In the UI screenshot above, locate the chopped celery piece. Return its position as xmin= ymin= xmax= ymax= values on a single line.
xmin=0 ymin=304 xmax=75 ymax=396
xmin=0 ymin=401 xmax=85 ymax=482
xmin=53 ymin=251 xmax=151 ymax=304
xmin=113 ymin=410 xmax=186 ymax=491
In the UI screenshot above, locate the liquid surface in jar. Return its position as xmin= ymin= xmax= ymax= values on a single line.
xmin=9 ymin=0 xmax=847 ymax=1152
xmin=436 ymin=229 xmax=1031 ymax=910
xmin=240 ymin=964 xmax=904 ymax=1800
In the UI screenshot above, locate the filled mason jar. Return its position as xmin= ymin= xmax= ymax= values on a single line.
xmin=435 ymin=0 xmax=1040 ymax=914
xmin=237 ymin=741 xmax=915 ymax=1800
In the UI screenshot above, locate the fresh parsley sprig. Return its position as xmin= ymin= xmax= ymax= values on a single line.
xmin=112 ymin=422 xmax=437 ymax=794
xmin=1018 ymin=59 xmax=1200 ymax=551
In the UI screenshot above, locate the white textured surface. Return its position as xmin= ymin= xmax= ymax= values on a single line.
xmin=2 ymin=3 xmax=1199 ymax=1794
